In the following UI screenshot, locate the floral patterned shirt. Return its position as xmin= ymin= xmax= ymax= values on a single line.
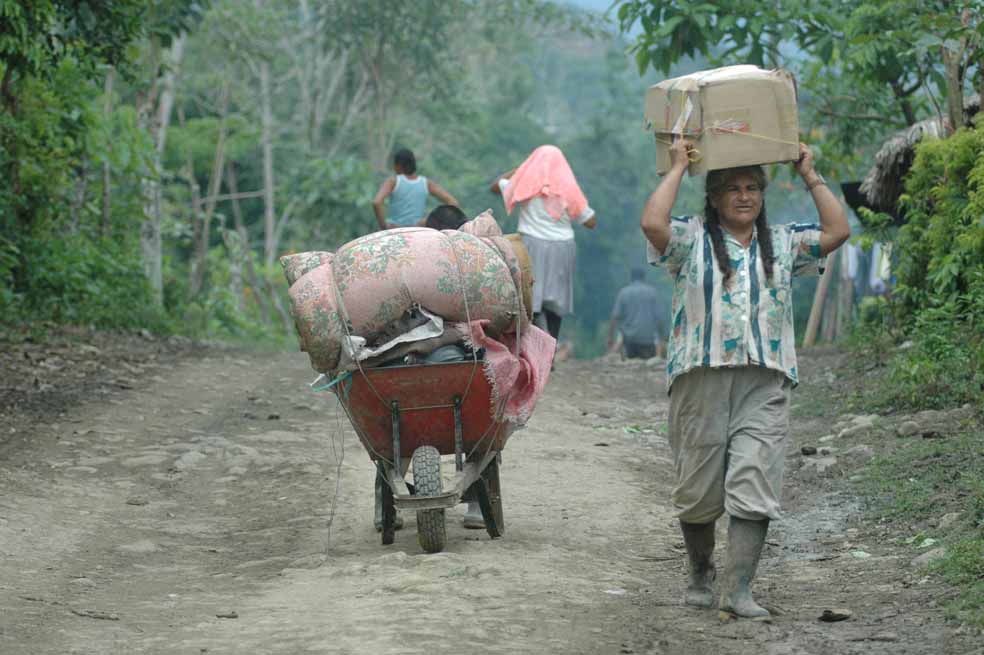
xmin=648 ymin=215 xmax=825 ymax=390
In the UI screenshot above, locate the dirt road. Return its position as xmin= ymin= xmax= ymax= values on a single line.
xmin=0 ymin=345 xmax=979 ymax=654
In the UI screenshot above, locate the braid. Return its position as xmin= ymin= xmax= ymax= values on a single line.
xmin=703 ymin=197 xmax=734 ymax=286
xmin=755 ymin=206 xmax=776 ymax=284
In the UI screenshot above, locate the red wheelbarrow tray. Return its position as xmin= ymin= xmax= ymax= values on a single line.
xmin=334 ymin=359 xmax=513 ymax=513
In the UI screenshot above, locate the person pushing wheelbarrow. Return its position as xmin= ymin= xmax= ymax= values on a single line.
xmin=281 ymin=208 xmax=555 ymax=553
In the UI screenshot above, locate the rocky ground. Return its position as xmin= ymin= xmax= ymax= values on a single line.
xmin=0 ymin=331 xmax=981 ymax=654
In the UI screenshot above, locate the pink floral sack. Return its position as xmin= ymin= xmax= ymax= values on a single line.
xmin=281 ymin=214 xmax=530 ymax=373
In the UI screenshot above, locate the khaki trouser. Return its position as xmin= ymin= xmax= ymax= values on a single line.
xmin=668 ymin=366 xmax=792 ymax=523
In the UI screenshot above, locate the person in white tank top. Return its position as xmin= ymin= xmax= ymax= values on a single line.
xmin=372 ymin=149 xmax=459 ymax=231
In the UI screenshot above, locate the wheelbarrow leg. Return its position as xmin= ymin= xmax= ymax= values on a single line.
xmin=470 ymin=452 xmax=504 ymax=539
xmin=377 ymin=463 xmax=397 ymax=546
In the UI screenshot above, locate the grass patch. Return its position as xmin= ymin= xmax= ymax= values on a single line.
xmin=858 ymin=430 xmax=984 ymax=627
xmin=843 ymin=293 xmax=984 ymax=416
xmin=936 ymin=533 xmax=984 ymax=625
xmin=791 ymin=394 xmax=841 ymax=419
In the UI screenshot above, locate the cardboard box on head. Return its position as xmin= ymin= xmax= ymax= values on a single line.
xmin=645 ymin=65 xmax=799 ymax=176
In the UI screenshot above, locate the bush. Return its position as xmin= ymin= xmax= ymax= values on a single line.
xmin=10 ymin=231 xmax=168 ymax=331
xmin=0 ymin=235 xmax=19 ymax=313
xmin=884 ymin=304 xmax=983 ymax=411
xmin=850 ymin=122 xmax=984 ymax=413
xmin=857 ymin=295 xmax=889 ymax=329
xmin=893 ymin=121 xmax=984 ymax=316
xmin=161 ymin=247 xmax=291 ymax=345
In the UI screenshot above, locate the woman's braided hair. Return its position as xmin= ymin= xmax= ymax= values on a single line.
xmin=703 ymin=165 xmax=775 ymax=287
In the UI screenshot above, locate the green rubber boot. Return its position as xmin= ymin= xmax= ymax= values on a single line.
xmin=718 ymin=517 xmax=771 ymax=621
xmin=680 ymin=521 xmax=717 ymax=608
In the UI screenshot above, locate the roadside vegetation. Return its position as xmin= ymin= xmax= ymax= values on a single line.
xmin=842 ymin=122 xmax=984 ymax=627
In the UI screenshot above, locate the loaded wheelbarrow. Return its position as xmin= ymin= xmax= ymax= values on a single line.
xmin=331 ymin=359 xmax=514 ymax=553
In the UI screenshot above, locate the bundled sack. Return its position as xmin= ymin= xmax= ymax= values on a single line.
xmin=459 ymin=211 xmax=533 ymax=320
xmin=645 ymin=65 xmax=799 ymax=175
xmin=282 ymin=251 xmax=333 ymax=287
xmin=281 ymin=211 xmax=532 ymax=373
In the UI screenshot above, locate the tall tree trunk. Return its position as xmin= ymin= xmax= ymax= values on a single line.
xmin=232 ymin=165 xmax=293 ymax=336
xmin=101 ymin=69 xmax=115 ymax=238
xmin=980 ymin=59 xmax=984 ymax=118
xmin=324 ymin=62 xmax=369 ymax=159
xmin=943 ymin=45 xmax=964 ymax=133
xmin=367 ymin=56 xmax=390 ymax=173
xmin=943 ymin=10 xmax=969 ymax=133
xmin=227 ymin=163 xmax=274 ymax=326
xmin=190 ymin=79 xmax=231 ymax=297
xmin=260 ymin=58 xmax=277 ymax=266
xmin=257 ymin=0 xmax=277 ymax=267
xmin=980 ymin=49 xmax=984 ymax=118
xmin=185 ymin=154 xmax=204 ymax=298
xmin=220 ymin=216 xmax=245 ymax=314
xmin=140 ymin=33 xmax=186 ymax=306
xmin=297 ymin=0 xmax=316 ymax=150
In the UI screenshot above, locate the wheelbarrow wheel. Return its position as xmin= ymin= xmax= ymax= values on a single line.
xmin=412 ymin=446 xmax=446 ymax=553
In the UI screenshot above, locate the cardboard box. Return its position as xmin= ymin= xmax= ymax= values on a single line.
xmin=645 ymin=65 xmax=799 ymax=175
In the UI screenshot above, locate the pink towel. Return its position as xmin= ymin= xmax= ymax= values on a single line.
xmin=503 ymin=145 xmax=589 ymax=221
xmin=456 ymin=320 xmax=555 ymax=425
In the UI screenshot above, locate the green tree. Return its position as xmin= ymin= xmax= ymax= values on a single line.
xmin=615 ymin=0 xmax=984 ymax=174
xmin=0 ymin=1 xmax=206 ymax=324
xmin=0 ymin=1 xmax=146 ymax=100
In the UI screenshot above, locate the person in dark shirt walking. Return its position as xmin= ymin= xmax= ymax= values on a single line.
xmin=608 ymin=268 xmax=665 ymax=359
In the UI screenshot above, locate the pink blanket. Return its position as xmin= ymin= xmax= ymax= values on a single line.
xmin=456 ymin=320 xmax=556 ymax=424
xmin=503 ymin=145 xmax=588 ymax=221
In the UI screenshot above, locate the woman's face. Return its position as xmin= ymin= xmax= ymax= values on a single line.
xmin=712 ymin=172 xmax=764 ymax=231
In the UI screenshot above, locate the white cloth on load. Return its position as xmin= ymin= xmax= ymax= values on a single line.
xmin=338 ymin=308 xmax=444 ymax=370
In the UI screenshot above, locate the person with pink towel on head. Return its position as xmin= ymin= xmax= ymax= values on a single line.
xmin=490 ymin=145 xmax=598 ymax=344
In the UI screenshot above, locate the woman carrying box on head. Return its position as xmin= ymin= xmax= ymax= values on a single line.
xmin=641 ymin=138 xmax=850 ymax=620
xmin=490 ymin=145 xmax=597 ymax=344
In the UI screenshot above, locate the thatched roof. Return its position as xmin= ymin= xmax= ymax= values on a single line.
xmin=858 ymin=118 xmax=945 ymax=214
xmin=857 ymin=93 xmax=981 ymax=218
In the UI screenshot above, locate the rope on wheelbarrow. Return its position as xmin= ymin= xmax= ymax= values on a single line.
xmin=325 ymin=259 xmax=399 ymax=466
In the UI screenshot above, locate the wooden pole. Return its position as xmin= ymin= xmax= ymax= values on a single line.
xmin=836 ymin=247 xmax=855 ymax=340
xmin=821 ymin=290 xmax=838 ymax=343
xmin=803 ymin=248 xmax=838 ymax=347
